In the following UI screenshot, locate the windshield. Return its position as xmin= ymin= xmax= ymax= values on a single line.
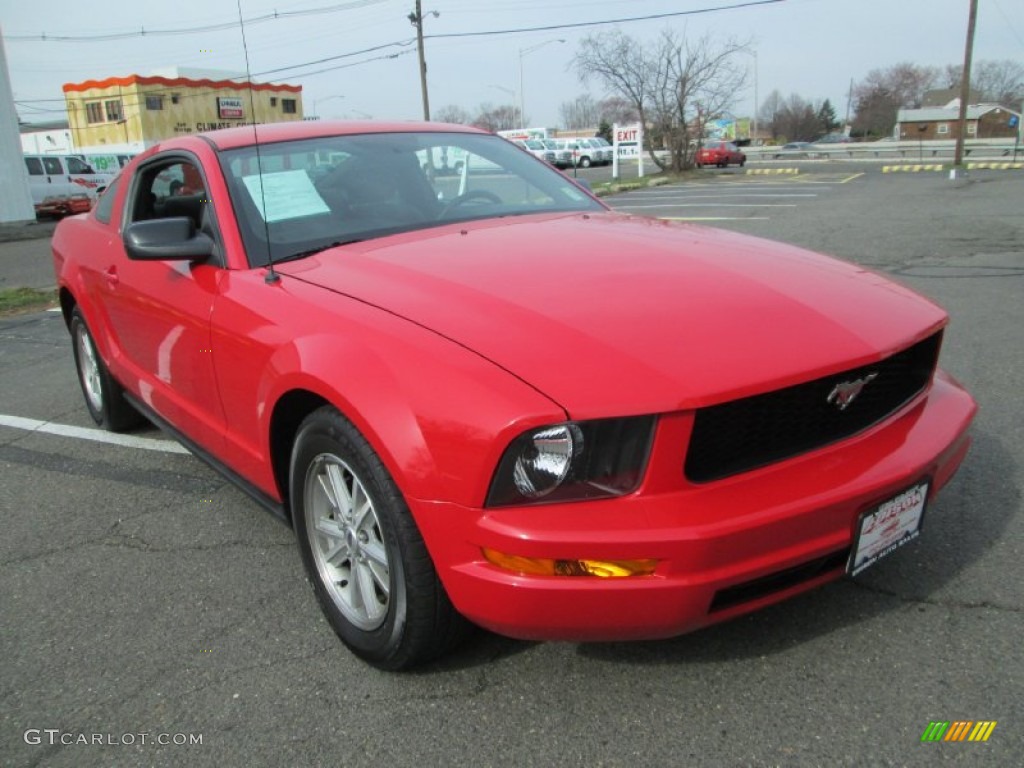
xmin=220 ymin=131 xmax=602 ymax=266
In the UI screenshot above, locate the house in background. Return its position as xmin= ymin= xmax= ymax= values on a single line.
xmin=895 ymin=104 xmax=1020 ymax=141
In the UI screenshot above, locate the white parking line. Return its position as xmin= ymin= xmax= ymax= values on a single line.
xmin=0 ymin=413 xmax=190 ymax=454
xmin=618 ymin=193 xmax=817 ymax=200
xmin=614 ymin=203 xmax=799 ymax=209
xmin=659 ymin=217 xmax=770 ymax=221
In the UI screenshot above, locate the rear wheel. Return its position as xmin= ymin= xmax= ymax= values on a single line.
xmin=290 ymin=406 xmax=467 ymax=670
xmin=70 ymin=307 xmax=144 ymax=431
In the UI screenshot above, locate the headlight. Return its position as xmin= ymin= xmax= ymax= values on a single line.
xmin=486 ymin=416 xmax=656 ymax=507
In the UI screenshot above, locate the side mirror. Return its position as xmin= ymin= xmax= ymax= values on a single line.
xmin=124 ymin=218 xmax=215 ymax=262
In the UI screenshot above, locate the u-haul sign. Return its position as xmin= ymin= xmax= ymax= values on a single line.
xmin=217 ymin=97 xmax=245 ymax=119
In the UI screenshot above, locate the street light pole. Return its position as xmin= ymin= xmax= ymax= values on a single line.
xmin=313 ymin=94 xmax=344 ymax=120
xmin=751 ymin=49 xmax=758 ymax=144
xmin=518 ymin=39 xmax=564 ymax=130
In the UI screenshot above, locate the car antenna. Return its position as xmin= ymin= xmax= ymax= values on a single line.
xmin=237 ymin=0 xmax=279 ymax=284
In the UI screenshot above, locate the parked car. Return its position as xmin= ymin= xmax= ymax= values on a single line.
xmin=514 ymin=139 xmax=556 ymax=166
xmin=577 ymin=137 xmax=612 ymax=165
xmin=773 ymin=141 xmax=818 ymax=159
xmin=542 ymin=139 xmax=573 ymax=169
xmin=696 ymin=141 xmax=746 ymax=168
xmin=552 ymin=138 xmax=600 ymax=168
xmin=52 ymin=120 xmax=976 ymax=669
xmin=815 ymin=133 xmax=852 ymax=144
xmin=23 ymin=154 xmax=117 ymax=217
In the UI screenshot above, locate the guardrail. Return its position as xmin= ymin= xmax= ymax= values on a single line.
xmin=745 ymin=139 xmax=1022 ymax=162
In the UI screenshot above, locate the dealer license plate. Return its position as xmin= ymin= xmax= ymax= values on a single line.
xmin=848 ymin=481 xmax=929 ymax=576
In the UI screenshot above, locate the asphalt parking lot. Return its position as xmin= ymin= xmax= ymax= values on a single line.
xmin=2 ymin=166 xmax=1022 ymax=767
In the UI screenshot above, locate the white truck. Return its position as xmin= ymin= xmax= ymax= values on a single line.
xmin=23 ymin=154 xmax=117 ymax=217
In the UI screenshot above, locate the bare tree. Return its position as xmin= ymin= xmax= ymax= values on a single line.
xmin=433 ymin=104 xmax=473 ymax=124
xmin=945 ymin=59 xmax=1024 ymax=107
xmin=774 ymin=94 xmax=819 ymax=142
xmin=472 ymin=104 xmax=519 ymax=132
xmin=852 ymin=62 xmax=941 ymax=137
xmin=598 ymin=96 xmax=639 ymax=125
xmin=758 ymin=89 xmax=785 ymax=140
xmin=574 ymin=29 xmax=748 ymax=171
xmin=560 ymin=94 xmax=601 ymax=130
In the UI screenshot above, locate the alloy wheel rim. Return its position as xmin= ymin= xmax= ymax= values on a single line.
xmin=77 ymin=327 xmax=104 ymax=412
xmin=305 ymin=454 xmax=390 ymax=630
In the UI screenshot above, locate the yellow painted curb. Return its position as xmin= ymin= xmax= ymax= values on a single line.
xmin=966 ymin=162 xmax=1024 ymax=170
xmin=882 ymin=165 xmax=944 ymax=173
xmin=746 ymin=168 xmax=799 ymax=175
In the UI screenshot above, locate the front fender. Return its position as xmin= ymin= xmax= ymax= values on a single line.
xmin=261 ymin=323 xmax=566 ymax=507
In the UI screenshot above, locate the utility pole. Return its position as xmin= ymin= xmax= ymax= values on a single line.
xmin=408 ymin=1 xmax=438 ymax=121
xmin=952 ymin=0 xmax=978 ymax=175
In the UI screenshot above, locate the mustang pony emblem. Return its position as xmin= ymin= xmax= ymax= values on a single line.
xmin=827 ymin=373 xmax=878 ymax=410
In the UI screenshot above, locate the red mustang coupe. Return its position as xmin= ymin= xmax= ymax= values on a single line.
xmin=52 ymin=121 xmax=976 ymax=669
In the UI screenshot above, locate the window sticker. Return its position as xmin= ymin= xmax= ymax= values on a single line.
xmin=241 ymin=170 xmax=330 ymax=223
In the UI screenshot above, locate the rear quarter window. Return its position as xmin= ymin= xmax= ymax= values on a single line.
xmin=93 ymin=177 xmax=121 ymax=224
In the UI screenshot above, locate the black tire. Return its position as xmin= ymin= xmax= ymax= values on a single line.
xmin=70 ymin=307 xmax=144 ymax=431
xmin=290 ymin=406 xmax=467 ymax=670
xmin=579 ymin=156 xmax=592 ymax=168
xmin=740 ymin=157 xmax=746 ymax=167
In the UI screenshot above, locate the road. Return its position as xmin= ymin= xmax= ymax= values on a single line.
xmin=1 ymin=165 xmax=1022 ymax=767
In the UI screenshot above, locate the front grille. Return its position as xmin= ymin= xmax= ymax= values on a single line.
xmin=709 ymin=549 xmax=850 ymax=613
xmin=685 ymin=332 xmax=942 ymax=483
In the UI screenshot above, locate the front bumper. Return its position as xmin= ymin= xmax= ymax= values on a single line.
xmin=411 ymin=370 xmax=976 ymax=641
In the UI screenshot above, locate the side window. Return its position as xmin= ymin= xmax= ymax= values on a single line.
xmin=66 ymin=157 xmax=93 ymax=174
xmin=94 ymin=177 xmax=121 ymax=224
xmin=130 ymin=158 xmax=221 ymax=264
xmin=25 ymin=158 xmax=44 ymax=176
xmin=42 ymin=157 xmax=64 ymax=175
xmin=131 ymin=160 xmax=209 ymax=226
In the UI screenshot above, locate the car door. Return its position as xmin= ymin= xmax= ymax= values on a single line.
xmin=98 ymin=152 xmax=228 ymax=453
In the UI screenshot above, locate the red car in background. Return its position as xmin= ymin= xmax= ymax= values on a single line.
xmin=51 ymin=120 xmax=975 ymax=669
xmin=697 ymin=140 xmax=747 ymax=168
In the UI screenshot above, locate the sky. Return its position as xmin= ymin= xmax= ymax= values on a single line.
xmin=4 ymin=0 xmax=1023 ymax=128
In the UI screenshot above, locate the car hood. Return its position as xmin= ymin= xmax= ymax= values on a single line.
xmin=278 ymin=213 xmax=946 ymax=418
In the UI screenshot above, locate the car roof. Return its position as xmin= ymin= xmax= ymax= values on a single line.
xmin=151 ymin=120 xmax=490 ymax=153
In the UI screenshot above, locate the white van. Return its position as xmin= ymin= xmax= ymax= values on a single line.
xmin=76 ymin=153 xmax=135 ymax=173
xmin=23 ymin=154 xmax=118 ymax=217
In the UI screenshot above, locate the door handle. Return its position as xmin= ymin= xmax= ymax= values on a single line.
xmin=104 ymin=266 xmax=119 ymax=287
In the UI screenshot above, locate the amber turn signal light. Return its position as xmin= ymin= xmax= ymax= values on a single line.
xmin=483 ymin=548 xmax=657 ymax=578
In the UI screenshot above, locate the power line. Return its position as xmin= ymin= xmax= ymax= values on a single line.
xmin=4 ymin=0 xmax=388 ymax=42
xmin=426 ymin=0 xmax=785 ymax=40
xmin=240 ymin=0 xmax=785 ymax=79
xmin=12 ymin=0 xmax=785 ymax=112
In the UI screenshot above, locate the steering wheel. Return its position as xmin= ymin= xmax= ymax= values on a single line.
xmin=439 ymin=189 xmax=502 ymax=218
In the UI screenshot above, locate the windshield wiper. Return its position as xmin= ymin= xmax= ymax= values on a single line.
xmin=279 ymin=239 xmax=363 ymax=263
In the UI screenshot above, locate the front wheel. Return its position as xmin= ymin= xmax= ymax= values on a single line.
xmin=70 ymin=307 xmax=144 ymax=431
xmin=579 ymin=156 xmax=592 ymax=168
xmin=290 ymin=406 xmax=467 ymax=669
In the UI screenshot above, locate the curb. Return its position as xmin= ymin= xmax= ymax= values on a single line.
xmin=965 ymin=162 xmax=1024 ymax=170
xmin=746 ymin=168 xmax=798 ymax=175
xmin=882 ymin=165 xmax=944 ymax=173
